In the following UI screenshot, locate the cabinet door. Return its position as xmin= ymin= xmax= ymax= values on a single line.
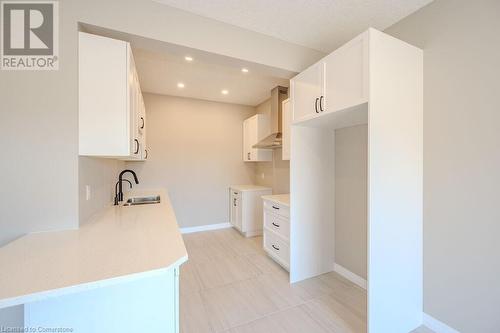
xmin=139 ymin=95 xmax=147 ymax=160
xmin=291 ymin=61 xmax=324 ymax=123
xmin=243 ymin=119 xmax=251 ymax=161
xmin=323 ymin=34 xmax=368 ymax=113
xmin=248 ymin=116 xmax=258 ymax=161
xmin=230 ymin=191 xmax=242 ymax=231
xmin=282 ymin=99 xmax=291 ymax=160
xmin=128 ymin=47 xmax=141 ymax=159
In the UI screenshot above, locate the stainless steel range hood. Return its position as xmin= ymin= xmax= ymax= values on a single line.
xmin=253 ymin=86 xmax=288 ymax=149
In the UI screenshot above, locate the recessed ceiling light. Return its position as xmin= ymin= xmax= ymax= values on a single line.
xmin=177 ymin=82 xmax=185 ymax=88
xmin=221 ymin=89 xmax=229 ymax=95
xmin=184 ymin=56 xmax=193 ymax=62
xmin=241 ymin=68 xmax=249 ymax=73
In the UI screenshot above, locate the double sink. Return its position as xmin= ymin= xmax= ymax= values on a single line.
xmin=122 ymin=195 xmax=161 ymax=206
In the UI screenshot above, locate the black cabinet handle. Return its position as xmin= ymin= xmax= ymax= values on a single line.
xmin=233 ymin=198 xmax=236 ymax=206
xmin=315 ymin=97 xmax=319 ymax=113
xmin=145 ymin=149 xmax=148 ymax=159
xmin=319 ymin=95 xmax=324 ymax=112
xmin=140 ymin=117 xmax=145 ymax=129
xmin=272 ymin=222 xmax=280 ymax=228
xmin=134 ymin=139 xmax=139 ymax=154
xmin=272 ymin=244 xmax=280 ymax=251
xmin=272 ymin=205 xmax=279 ymax=210
xmin=234 ymin=192 xmax=238 ymax=195
xmin=248 ymin=152 xmax=251 ymax=160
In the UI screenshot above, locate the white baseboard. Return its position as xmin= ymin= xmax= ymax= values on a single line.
xmin=180 ymin=222 xmax=232 ymax=234
xmin=423 ymin=313 xmax=460 ymax=333
xmin=333 ymin=263 xmax=367 ymax=290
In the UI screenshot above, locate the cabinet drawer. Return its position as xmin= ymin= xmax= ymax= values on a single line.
xmin=264 ymin=211 xmax=289 ymax=242
xmin=264 ymin=200 xmax=289 ymax=218
xmin=263 ymin=229 xmax=290 ymax=270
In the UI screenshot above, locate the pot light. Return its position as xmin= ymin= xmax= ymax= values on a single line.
xmin=241 ymin=68 xmax=249 ymax=73
xmin=184 ymin=56 xmax=193 ymax=62
xmin=221 ymin=89 xmax=229 ymax=95
xmin=177 ymin=82 xmax=185 ymax=88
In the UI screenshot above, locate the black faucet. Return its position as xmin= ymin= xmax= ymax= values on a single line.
xmin=114 ymin=179 xmax=132 ymax=206
xmin=114 ymin=169 xmax=139 ymax=205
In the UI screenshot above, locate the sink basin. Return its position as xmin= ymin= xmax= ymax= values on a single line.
xmin=122 ymin=195 xmax=161 ymax=206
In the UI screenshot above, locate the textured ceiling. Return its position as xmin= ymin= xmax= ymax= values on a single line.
xmin=153 ymin=0 xmax=433 ymax=52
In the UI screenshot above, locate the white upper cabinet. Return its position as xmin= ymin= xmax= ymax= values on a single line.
xmin=281 ymin=99 xmax=291 ymax=161
xmin=79 ymin=32 xmax=147 ymax=161
xmin=290 ymin=61 xmax=324 ymax=123
xmin=291 ymin=33 xmax=368 ymax=124
xmin=323 ymin=34 xmax=368 ymax=113
xmin=243 ymin=114 xmax=272 ymax=162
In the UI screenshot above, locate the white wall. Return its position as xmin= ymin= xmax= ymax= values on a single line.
xmin=335 ymin=125 xmax=367 ymax=279
xmin=386 ymin=0 xmax=500 ymax=331
xmin=126 ymin=93 xmax=256 ymax=228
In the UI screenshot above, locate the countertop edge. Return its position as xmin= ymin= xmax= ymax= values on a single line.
xmin=261 ymin=194 xmax=290 ymax=207
xmin=0 ymin=255 xmax=188 ymax=310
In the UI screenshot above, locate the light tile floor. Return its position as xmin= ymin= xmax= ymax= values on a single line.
xmin=180 ymin=227 xmax=432 ymax=333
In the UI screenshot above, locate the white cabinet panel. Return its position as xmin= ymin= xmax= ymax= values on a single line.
xmin=282 ymin=99 xmax=291 ymax=161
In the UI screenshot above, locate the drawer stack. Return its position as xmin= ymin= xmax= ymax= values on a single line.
xmin=262 ymin=198 xmax=290 ymax=271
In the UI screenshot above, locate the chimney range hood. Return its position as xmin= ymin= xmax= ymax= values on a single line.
xmin=252 ymin=86 xmax=288 ymax=149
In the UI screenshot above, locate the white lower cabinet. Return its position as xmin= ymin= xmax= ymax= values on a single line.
xmin=229 ymin=186 xmax=272 ymax=237
xmin=262 ymin=198 xmax=290 ymax=271
xmin=25 ymin=266 xmax=181 ymax=333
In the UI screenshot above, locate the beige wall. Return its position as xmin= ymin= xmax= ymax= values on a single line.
xmin=334 ymin=125 xmax=367 ymax=279
xmin=253 ymin=99 xmax=290 ymax=194
xmin=386 ymin=0 xmax=500 ymax=331
xmin=125 ymin=93 xmax=256 ymax=228
xmin=79 ymin=157 xmax=124 ymax=224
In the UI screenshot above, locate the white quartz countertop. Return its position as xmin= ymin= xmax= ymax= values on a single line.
xmin=261 ymin=194 xmax=290 ymax=206
xmin=230 ymin=184 xmax=272 ymax=191
xmin=0 ymin=189 xmax=188 ymax=309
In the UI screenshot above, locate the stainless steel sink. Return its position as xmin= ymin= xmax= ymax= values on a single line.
xmin=122 ymin=195 xmax=161 ymax=206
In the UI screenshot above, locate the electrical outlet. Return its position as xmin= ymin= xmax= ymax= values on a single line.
xmin=85 ymin=185 xmax=91 ymax=201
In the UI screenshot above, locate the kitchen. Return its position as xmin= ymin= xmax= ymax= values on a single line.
xmin=1 ymin=1 xmax=499 ymax=333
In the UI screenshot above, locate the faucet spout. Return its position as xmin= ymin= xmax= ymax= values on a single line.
xmin=115 ymin=169 xmax=139 ymax=204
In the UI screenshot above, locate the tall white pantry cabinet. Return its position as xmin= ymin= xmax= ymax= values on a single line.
xmin=290 ymin=28 xmax=423 ymax=333
xmin=79 ymin=32 xmax=148 ymax=161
